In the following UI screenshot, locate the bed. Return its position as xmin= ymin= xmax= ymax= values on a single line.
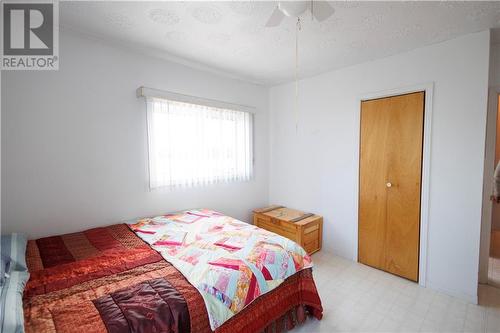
xmin=23 ymin=210 xmax=323 ymax=333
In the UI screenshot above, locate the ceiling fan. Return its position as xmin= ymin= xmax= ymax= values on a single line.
xmin=265 ymin=1 xmax=335 ymax=27
xmin=264 ymin=2 xmax=335 ymax=132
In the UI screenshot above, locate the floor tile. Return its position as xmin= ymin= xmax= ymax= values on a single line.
xmin=295 ymin=252 xmax=500 ymax=333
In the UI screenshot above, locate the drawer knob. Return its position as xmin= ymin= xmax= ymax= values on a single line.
xmin=386 ymin=182 xmax=392 ymax=188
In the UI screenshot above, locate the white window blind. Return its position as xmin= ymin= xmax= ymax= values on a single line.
xmin=146 ymin=97 xmax=253 ymax=189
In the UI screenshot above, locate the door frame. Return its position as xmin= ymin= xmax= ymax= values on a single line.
xmin=478 ymin=87 xmax=500 ymax=285
xmin=355 ymin=82 xmax=434 ymax=287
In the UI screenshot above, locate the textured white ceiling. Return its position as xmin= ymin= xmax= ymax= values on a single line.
xmin=60 ymin=1 xmax=500 ymax=85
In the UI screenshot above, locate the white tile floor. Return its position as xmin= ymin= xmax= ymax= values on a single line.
xmin=489 ymin=257 xmax=500 ymax=289
xmin=295 ymin=251 xmax=500 ymax=333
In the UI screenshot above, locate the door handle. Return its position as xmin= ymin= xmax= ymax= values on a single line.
xmin=386 ymin=182 xmax=392 ymax=188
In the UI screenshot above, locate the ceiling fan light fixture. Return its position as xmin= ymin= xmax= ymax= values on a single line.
xmin=278 ymin=1 xmax=310 ymax=17
xmin=265 ymin=1 xmax=335 ymax=27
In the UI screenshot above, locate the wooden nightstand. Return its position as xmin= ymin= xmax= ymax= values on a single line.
xmin=253 ymin=205 xmax=323 ymax=255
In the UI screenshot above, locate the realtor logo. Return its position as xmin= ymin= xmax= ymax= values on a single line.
xmin=1 ymin=0 xmax=59 ymax=70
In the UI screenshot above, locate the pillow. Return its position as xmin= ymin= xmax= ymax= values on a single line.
xmin=0 ymin=270 xmax=29 ymax=333
xmin=1 ymin=234 xmax=28 ymax=272
xmin=0 ymin=255 xmax=11 ymax=286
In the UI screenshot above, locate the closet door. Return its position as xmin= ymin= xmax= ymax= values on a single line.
xmin=358 ymin=92 xmax=424 ymax=282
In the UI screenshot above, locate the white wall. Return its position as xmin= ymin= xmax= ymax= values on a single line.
xmin=269 ymin=31 xmax=490 ymax=302
xmin=1 ymin=29 xmax=269 ymax=238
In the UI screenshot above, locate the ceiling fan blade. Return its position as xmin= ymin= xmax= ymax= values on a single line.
xmin=312 ymin=1 xmax=335 ymax=22
xmin=265 ymin=6 xmax=285 ymax=27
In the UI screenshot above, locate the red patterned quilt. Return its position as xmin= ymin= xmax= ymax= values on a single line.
xmin=23 ymin=223 xmax=323 ymax=333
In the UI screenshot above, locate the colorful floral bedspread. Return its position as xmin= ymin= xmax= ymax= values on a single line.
xmin=128 ymin=209 xmax=313 ymax=330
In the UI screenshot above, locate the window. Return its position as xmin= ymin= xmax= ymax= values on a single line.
xmin=146 ymin=97 xmax=253 ymax=189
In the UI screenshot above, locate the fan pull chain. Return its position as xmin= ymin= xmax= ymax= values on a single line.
xmin=295 ymin=17 xmax=301 ymax=133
